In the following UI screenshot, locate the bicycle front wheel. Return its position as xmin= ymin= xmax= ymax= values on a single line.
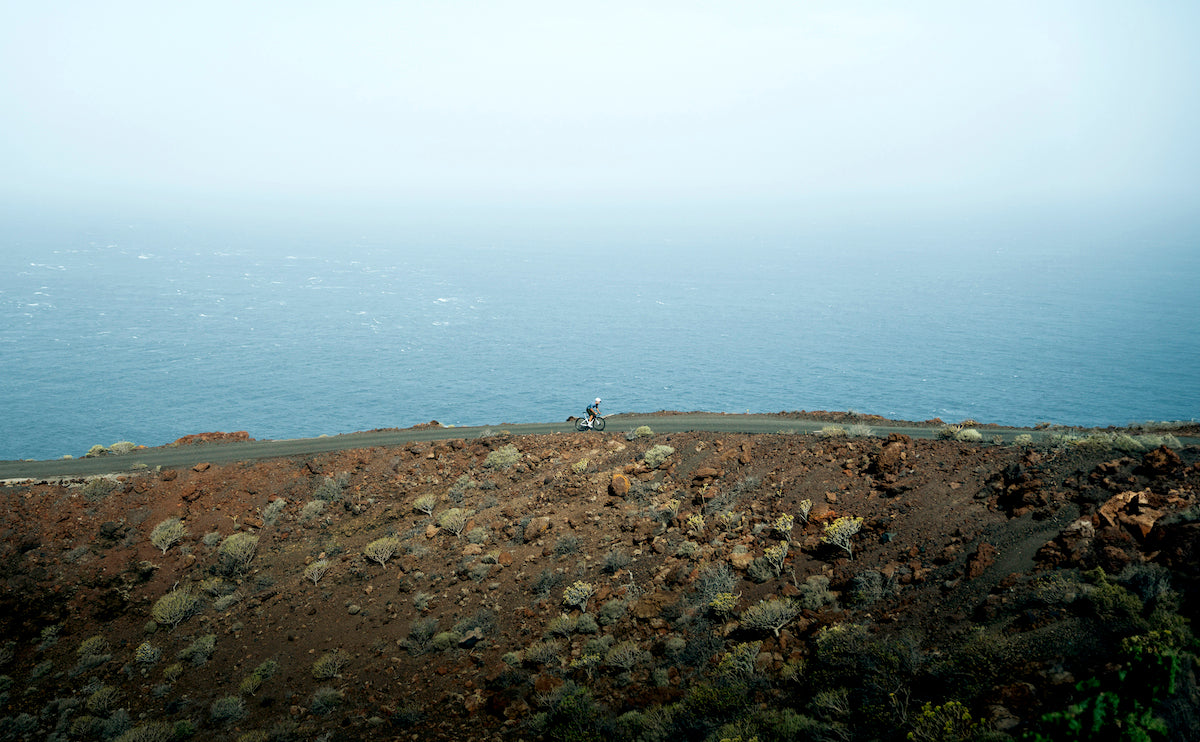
xmin=592 ymin=417 xmax=606 ymax=431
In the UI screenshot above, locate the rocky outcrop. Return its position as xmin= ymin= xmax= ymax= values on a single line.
xmin=171 ymin=431 xmax=253 ymax=446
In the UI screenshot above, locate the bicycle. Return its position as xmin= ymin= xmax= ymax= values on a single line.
xmin=575 ymin=415 xmax=606 ymax=431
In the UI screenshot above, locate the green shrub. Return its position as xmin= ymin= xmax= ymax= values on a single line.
xmin=300 ymin=500 xmax=326 ymax=522
xmin=133 ymin=642 xmax=161 ymax=665
xmin=86 ymin=684 xmax=120 ymax=714
xmin=404 ymin=617 xmax=438 ymax=655
xmin=643 ymin=445 xmax=675 ymax=469
xmin=821 ymin=516 xmax=863 ymax=558
xmin=217 ymin=532 xmax=258 ymax=573
xmin=554 ymin=534 xmax=580 ymax=555
xmin=178 ymin=634 xmax=216 ymax=666
xmin=412 ymin=493 xmax=438 ymax=515
xmin=598 ymin=599 xmax=627 ymax=626
xmin=312 ymin=476 xmax=345 ymax=502
xmin=311 ymin=651 xmax=347 ymax=679
xmin=437 ymin=507 xmax=471 ymax=538
xmin=604 ymin=640 xmax=643 ymax=671
xmin=150 ymin=517 xmax=187 ymax=554
xmin=523 ymin=640 xmax=564 ymax=667
xmin=363 ymin=535 xmax=401 ymax=566
xmin=907 ymin=700 xmax=978 ymax=742
xmin=602 ymin=548 xmax=631 ymax=574
xmin=717 ymin=640 xmax=762 ymax=679
xmin=80 ymin=476 xmax=116 ymax=501
xmin=740 ymin=597 xmax=802 ymax=637
xmin=162 ymin=663 xmax=184 ymax=683
xmin=262 ymin=498 xmax=287 ymax=526
xmin=113 ymin=721 xmax=176 ymax=742
xmin=239 ymin=659 xmax=279 ymax=695
xmin=77 ymin=635 xmax=110 ymax=657
xmin=151 ymin=589 xmax=202 ymax=628
xmin=484 ymin=444 xmax=521 ymax=469
xmin=311 ymin=686 xmax=343 ymax=715
xmin=562 ymin=580 xmax=596 ymax=611
xmin=956 ymin=428 xmax=984 ymax=442
xmin=304 ymin=558 xmax=331 ymax=585
xmin=633 ymin=425 xmax=654 ymax=438
xmin=210 ymin=695 xmax=245 ymax=724
xmin=800 ymin=574 xmax=838 ymax=610
xmin=109 ymin=440 xmax=137 ymax=455
xmin=432 ymin=631 xmax=461 ymax=652
xmin=466 ymin=526 xmax=489 ymax=544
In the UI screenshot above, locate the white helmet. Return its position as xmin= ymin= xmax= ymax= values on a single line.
xmin=595 ymin=398 xmax=601 ymax=404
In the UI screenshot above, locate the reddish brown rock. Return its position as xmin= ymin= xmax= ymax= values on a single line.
xmin=1139 ymin=446 xmax=1182 ymax=476
xmin=523 ymin=516 xmax=551 ymax=542
xmin=965 ymin=542 xmax=997 ymax=579
xmin=609 ymin=473 xmax=630 ymax=498
xmin=172 ymin=431 xmax=252 ymax=446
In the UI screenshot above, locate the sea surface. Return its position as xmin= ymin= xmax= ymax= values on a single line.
xmin=3 ymin=214 xmax=1198 ymax=461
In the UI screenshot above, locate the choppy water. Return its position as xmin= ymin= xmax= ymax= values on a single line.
xmin=2 ymin=214 xmax=1198 ymax=460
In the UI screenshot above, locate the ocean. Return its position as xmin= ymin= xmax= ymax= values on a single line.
xmin=3 ymin=210 xmax=1198 ymax=461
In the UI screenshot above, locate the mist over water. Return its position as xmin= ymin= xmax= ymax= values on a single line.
xmin=3 ymin=206 xmax=1197 ymax=461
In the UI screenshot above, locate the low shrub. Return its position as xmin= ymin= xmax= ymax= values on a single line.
xmin=86 ymin=684 xmax=120 ymax=714
xmin=602 ymin=548 xmax=631 ymax=574
xmin=643 ymin=445 xmax=676 ymax=469
xmin=311 ymin=650 xmax=347 ymax=680
xmin=304 ymin=559 xmax=331 ymax=585
xmin=151 ymin=590 xmax=201 ymax=628
xmin=484 ymin=444 xmax=521 ymax=469
xmin=177 ymin=634 xmax=216 ymax=666
xmin=77 ymin=635 xmax=110 ymax=657
xmin=412 ymin=493 xmax=438 ymax=515
xmin=604 ymin=640 xmax=644 ymax=671
xmin=210 ymin=695 xmax=245 ymax=724
xmin=239 ymin=659 xmax=278 ymax=695
xmin=133 ymin=642 xmax=160 ymax=665
xmin=437 ymin=508 xmax=470 ymax=538
xmin=554 ymin=534 xmax=580 ymax=555
xmin=363 ymin=536 xmax=401 ymax=566
xmin=300 ymin=500 xmax=326 ymax=523
xmin=821 ymin=516 xmax=863 ymax=558
xmin=217 ymin=532 xmax=259 ymax=574
xmin=311 ymin=686 xmax=343 ymax=715
xmin=562 ymin=580 xmax=596 ymax=612
xmin=312 ymin=475 xmax=346 ymax=502
xmin=740 ymin=597 xmax=802 ymax=637
xmin=523 ymin=639 xmax=564 ymax=667
xmin=633 ymin=425 xmax=654 ymax=438
xmin=262 ymin=498 xmax=287 ymax=526
xmin=150 ymin=518 xmax=187 ymax=554
xmin=112 ymin=721 xmax=175 ymax=742
xmin=80 ymin=476 xmax=116 ymax=501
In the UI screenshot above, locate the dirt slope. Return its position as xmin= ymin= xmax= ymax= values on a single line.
xmin=1 ymin=420 xmax=1197 ymax=741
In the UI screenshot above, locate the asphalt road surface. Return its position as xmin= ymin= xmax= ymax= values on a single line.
xmin=0 ymin=412 xmax=1172 ymax=481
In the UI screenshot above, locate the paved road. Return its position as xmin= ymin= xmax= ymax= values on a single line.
xmin=0 ymin=412 xmax=1174 ymax=481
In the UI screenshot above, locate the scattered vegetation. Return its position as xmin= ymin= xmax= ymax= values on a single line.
xmin=363 ymin=535 xmax=401 ymax=566
xmin=151 ymin=589 xmax=202 ymax=629
xmin=304 ymin=558 xmax=331 ymax=585
xmin=149 ymin=517 xmax=187 ymax=554
xmin=484 ymin=444 xmax=521 ymax=469
xmin=217 ymin=532 xmax=259 ymax=574
xmin=643 ymin=444 xmax=675 ymax=469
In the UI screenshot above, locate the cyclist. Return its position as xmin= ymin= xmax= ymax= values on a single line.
xmin=586 ymin=398 xmax=601 ymax=427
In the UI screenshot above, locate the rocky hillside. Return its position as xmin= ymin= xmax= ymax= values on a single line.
xmin=1 ymin=421 xmax=1198 ymax=741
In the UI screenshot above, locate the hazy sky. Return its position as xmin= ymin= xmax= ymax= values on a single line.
xmin=3 ymin=1 xmax=1199 ymax=227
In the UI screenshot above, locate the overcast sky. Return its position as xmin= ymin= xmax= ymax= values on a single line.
xmin=3 ymin=1 xmax=1199 ymax=229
